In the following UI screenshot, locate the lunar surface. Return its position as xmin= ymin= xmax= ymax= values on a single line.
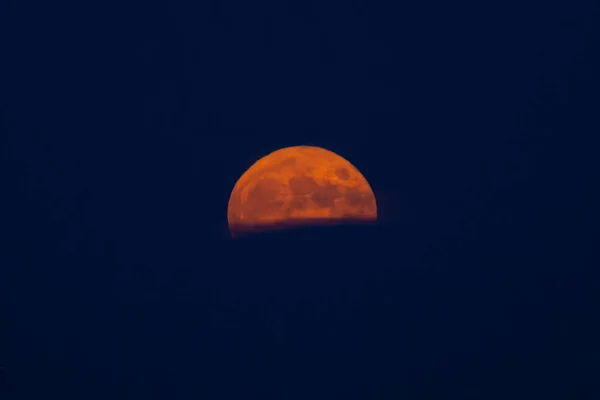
xmin=227 ymin=146 xmax=377 ymax=237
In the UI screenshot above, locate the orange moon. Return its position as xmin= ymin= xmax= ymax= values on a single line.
xmin=227 ymin=146 xmax=377 ymax=237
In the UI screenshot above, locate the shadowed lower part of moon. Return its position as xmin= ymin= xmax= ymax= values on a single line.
xmin=228 ymin=146 xmax=377 ymax=237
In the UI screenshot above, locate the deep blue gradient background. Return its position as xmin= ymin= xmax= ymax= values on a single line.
xmin=1 ymin=0 xmax=598 ymax=398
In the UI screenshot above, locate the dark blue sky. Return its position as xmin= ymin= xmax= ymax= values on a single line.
xmin=1 ymin=0 xmax=598 ymax=398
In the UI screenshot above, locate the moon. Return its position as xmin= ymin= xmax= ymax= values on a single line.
xmin=227 ymin=146 xmax=377 ymax=237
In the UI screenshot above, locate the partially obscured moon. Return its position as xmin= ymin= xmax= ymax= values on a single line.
xmin=227 ymin=146 xmax=377 ymax=237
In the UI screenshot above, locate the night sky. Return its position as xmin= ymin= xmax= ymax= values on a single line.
xmin=1 ymin=0 xmax=599 ymax=398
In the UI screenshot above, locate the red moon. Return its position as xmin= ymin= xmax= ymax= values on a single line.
xmin=227 ymin=146 xmax=377 ymax=237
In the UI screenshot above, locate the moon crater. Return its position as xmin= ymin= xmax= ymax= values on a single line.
xmin=335 ymin=167 xmax=350 ymax=180
xmin=311 ymin=183 xmax=343 ymax=208
xmin=289 ymin=176 xmax=319 ymax=196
